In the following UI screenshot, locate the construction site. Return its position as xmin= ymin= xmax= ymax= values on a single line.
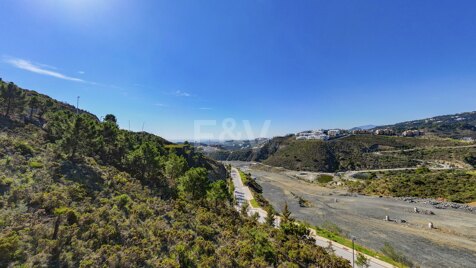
xmin=228 ymin=161 xmax=476 ymax=268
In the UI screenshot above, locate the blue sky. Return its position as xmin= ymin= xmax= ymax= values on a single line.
xmin=1 ymin=0 xmax=476 ymax=141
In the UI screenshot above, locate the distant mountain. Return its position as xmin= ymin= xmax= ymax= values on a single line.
xmin=350 ymin=125 xmax=377 ymax=131
xmin=207 ymin=111 xmax=476 ymax=172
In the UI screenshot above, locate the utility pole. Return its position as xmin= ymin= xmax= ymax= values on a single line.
xmin=128 ymin=120 xmax=130 ymax=131
xmin=142 ymin=122 xmax=145 ymax=132
xmin=352 ymin=236 xmax=356 ymax=268
xmin=76 ymin=96 xmax=80 ymax=114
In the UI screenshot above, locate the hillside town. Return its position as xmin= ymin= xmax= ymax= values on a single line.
xmin=295 ymin=128 xmax=425 ymax=140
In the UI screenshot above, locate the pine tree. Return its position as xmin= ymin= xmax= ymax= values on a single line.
xmin=177 ymin=167 xmax=209 ymax=200
xmin=99 ymin=117 xmax=125 ymax=166
xmin=1 ymin=82 xmax=25 ymax=118
xmin=240 ymin=202 xmax=249 ymax=216
xmin=104 ymin=114 xmax=117 ymax=123
xmin=126 ymin=142 xmax=163 ymax=182
xmin=60 ymin=114 xmax=99 ymax=161
xmin=28 ymin=95 xmax=39 ymax=120
xmin=165 ymin=153 xmax=187 ymax=181
xmin=265 ymin=206 xmax=275 ymax=227
xmin=356 ymin=252 xmax=370 ymax=268
xmin=281 ymin=202 xmax=293 ymax=223
xmin=207 ymin=180 xmax=229 ymax=207
xmin=38 ymin=99 xmax=54 ymax=121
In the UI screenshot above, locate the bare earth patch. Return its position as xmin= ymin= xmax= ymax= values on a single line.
xmin=228 ymin=161 xmax=476 ymax=268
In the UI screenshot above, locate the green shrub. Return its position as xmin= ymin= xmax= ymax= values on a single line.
xmin=0 ymin=176 xmax=14 ymax=187
xmin=0 ymin=231 xmax=22 ymax=265
xmin=464 ymin=154 xmax=476 ymax=167
xmin=356 ymin=252 xmax=370 ymax=268
xmin=415 ymin=166 xmax=430 ymax=174
xmin=352 ymin=172 xmax=376 ymax=180
xmin=114 ymin=194 xmax=132 ymax=209
xmin=359 ymin=170 xmax=476 ymax=203
xmin=28 ymin=160 xmax=43 ymax=168
xmin=316 ymin=174 xmax=333 ymax=183
xmin=14 ymin=142 xmax=34 ymax=156
xmin=54 ymin=206 xmax=79 ymax=224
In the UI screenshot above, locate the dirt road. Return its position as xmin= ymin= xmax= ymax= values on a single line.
xmin=228 ymin=161 xmax=476 ymax=268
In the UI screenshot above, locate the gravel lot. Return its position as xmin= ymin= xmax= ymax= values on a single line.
xmin=227 ymin=161 xmax=476 ymax=268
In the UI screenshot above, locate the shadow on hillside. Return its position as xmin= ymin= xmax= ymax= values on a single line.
xmin=0 ymin=115 xmax=26 ymax=131
xmin=58 ymin=161 xmax=104 ymax=192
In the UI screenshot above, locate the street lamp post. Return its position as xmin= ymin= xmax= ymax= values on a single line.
xmin=352 ymin=236 xmax=356 ymax=268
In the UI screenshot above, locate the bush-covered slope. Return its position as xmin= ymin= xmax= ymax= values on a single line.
xmin=346 ymin=169 xmax=476 ymax=203
xmin=262 ymin=135 xmax=471 ymax=172
xmin=0 ymin=80 xmax=348 ymax=267
xmin=212 ymin=134 xmax=471 ymax=172
xmin=377 ymin=111 xmax=476 ymax=139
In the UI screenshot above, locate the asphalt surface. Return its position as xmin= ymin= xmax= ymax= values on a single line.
xmin=231 ymin=167 xmax=267 ymax=223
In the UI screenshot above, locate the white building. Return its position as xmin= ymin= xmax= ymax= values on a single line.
xmin=327 ymin=129 xmax=341 ymax=137
xmin=402 ymin=130 xmax=423 ymax=137
xmin=296 ymin=130 xmax=328 ymax=140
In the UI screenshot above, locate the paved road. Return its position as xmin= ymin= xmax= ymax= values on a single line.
xmin=230 ymin=167 xmax=393 ymax=268
xmin=231 ymin=167 xmax=267 ymax=223
xmin=309 ymin=229 xmax=392 ymax=268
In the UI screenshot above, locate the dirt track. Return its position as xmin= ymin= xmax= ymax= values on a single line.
xmin=227 ymin=161 xmax=476 ymax=268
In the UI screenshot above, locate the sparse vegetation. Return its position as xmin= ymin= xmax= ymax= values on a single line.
xmin=311 ymin=223 xmax=406 ymax=267
xmin=349 ymin=169 xmax=476 ymax=203
xmin=239 ymin=170 xmax=269 ymax=208
xmin=316 ymin=174 xmax=334 ymax=183
xmin=356 ymin=252 xmax=370 ymax=268
xmin=381 ymin=243 xmax=413 ymax=267
xmin=378 ymin=111 xmax=476 ymax=139
xmin=211 ymin=134 xmax=470 ymax=172
xmin=0 ymin=80 xmax=349 ymax=267
xmin=250 ymin=198 xmax=259 ymax=208
xmin=311 ymin=225 xmax=407 ymax=268
xmin=291 ymin=192 xmax=311 ymax=207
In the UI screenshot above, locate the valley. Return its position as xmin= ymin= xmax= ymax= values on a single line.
xmin=3 ymin=1 xmax=476 ymax=267
xmin=207 ymin=134 xmax=476 ymax=172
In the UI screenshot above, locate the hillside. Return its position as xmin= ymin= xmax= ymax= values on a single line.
xmin=208 ymin=110 xmax=476 ymax=172
xmin=346 ymin=168 xmax=476 ymax=203
xmin=210 ymin=134 xmax=475 ymax=172
xmin=377 ymin=111 xmax=476 ymax=139
xmin=262 ymin=135 xmax=475 ymax=172
xmin=0 ymin=80 xmax=348 ymax=267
